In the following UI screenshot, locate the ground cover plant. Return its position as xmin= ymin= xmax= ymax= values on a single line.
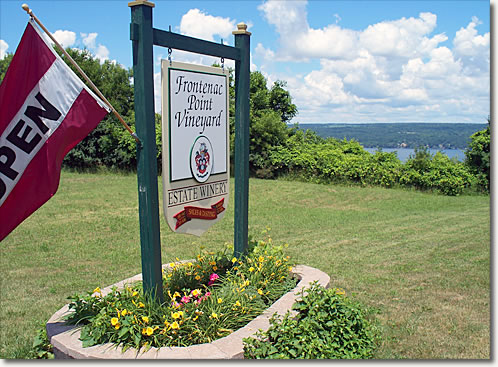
xmin=243 ymin=282 xmax=380 ymax=359
xmin=64 ymin=235 xmax=296 ymax=350
xmin=0 ymin=171 xmax=489 ymax=359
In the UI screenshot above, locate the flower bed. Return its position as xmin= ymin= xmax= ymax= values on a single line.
xmin=46 ymin=264 xmax=330 ymax=359
xmin=45 ymin=237 xmax=330 ymax=359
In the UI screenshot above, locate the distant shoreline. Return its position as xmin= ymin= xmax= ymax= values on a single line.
xmin=290 ymin=122 xmax=487 ymax=150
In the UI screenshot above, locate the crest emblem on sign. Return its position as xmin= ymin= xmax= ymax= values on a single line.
xmin=190 ymin=136 xmax=213 ymax=183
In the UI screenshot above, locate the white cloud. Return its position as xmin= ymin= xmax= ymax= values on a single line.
xmin=180 ymin=9 xmax=235 ymax=42
xmin=453 ymin=16 xmax=489 ymax=56
xmin=95 ymin=44 xmax=110 ymax=63
xmin=255 ymin=43 xmax=275 ymax=61
xmin=79 ymin=32 xmax=112 ymax=64
xmin=452 ymin=17 xmax=490 ymax=75
xmin=81 ymin=32 xmax=98 ymax=49
xmin=0 ymin=40 xmax=8 ymax=59
xmin=256 ymin=0 xmax=489 ymax=123
xmin=359 ymin=12 xmax=442 ymax=59
xmin=52 ymin=30 xmax=76 ymax=48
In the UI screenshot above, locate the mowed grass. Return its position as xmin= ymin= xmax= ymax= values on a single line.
xmin=0 ymin=171 xmax=490 ymax=359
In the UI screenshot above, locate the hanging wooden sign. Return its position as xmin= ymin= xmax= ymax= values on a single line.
xmin=161 ymin=61 xmax=230 ymax=236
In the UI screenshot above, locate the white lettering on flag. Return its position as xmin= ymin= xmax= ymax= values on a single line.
xmin=0 ymin=60 xmax=84 ymax=207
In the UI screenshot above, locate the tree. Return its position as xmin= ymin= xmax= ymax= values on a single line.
xmin=245 ymin=71 xmax=298 ymax=177
xmin=465 ymin=116 xmax=490 ymax=191
xmin=269 ymin=80 xmax=297 ymax=123
xmin=0 ymin=53 xmax=14 ymax=83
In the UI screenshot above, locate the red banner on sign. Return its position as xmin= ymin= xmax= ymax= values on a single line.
xmin=173 ymin=198 xmax=225 ymax=230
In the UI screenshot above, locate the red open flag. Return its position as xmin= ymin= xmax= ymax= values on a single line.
xmin=0 ymin=20 xmax=110 ymax=241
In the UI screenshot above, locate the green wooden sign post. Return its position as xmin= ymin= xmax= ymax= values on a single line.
xmin=129 ymin=0 xmax=251 ymax=301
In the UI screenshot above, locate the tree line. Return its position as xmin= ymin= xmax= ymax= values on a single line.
xmin=0 ymin=49 xmax=489 ymax=195
xmin=302 ymin=123 xmax=487 ymax=150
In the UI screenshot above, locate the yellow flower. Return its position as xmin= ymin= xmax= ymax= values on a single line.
xmin=142 ymin=316 xmax=149 ymax=323
xmin=257 ymin=289 xmax=263 ymax=295
xmin=258 ymin=256 xmax=264 ymax=263
xmin=235 ymin=300 xmax=241 ymax=307
xmin=173 ymin=291 xmax=181 ymax=299
xmin=93 ymin=287 xmax=101 ymax=295
xmin=195 ymin=275 xmax=201 ymax=280
xmin=192 ymin=289 xmax=201 ymax=297
xmin=170 ymin=321 xmax=180 ymax=330
xmin=188 ymin=262 xmax=193 ymax=267
xmin=146 ymin=327 xmax=154 ymax=336
xmin=231 ymin=257 xmax=237 ymax=263
xmin=138 ymin=302 xmax=145 ymax=308
xmin=217 ymin=298 xmax=223 ymax=304
xmin=249 ymin=267 xmax=255 ymax=272
xmin=121 ymin=309 xmax=128 ymax=316
xmin=171 ymin=312 xmax=181 ymax=319
xmin=335 ymin=288 xmax=346 ymax=296
xmin=169 ymin=262 xmax=175 ymax=267
xmin=211 ymin=312 xmax=218 ymax=319
xmin=114 ymin=323 xmax=120 ymax=330
xmin=111 ymin=317 xmax=119 ymax=326
xmin=213 ymin=266 xmax=218 ymax=271
xmin=132 ymin=291 xmax=139 ymax=297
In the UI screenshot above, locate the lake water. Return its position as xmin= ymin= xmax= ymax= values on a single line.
xmin=364 ymin=148 xmax=466 ymax=162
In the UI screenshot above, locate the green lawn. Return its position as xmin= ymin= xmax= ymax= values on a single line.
xmin=0 ymin=171 xmax=490 ymax=359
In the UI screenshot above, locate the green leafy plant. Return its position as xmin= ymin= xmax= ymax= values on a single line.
xmin=31 ymin=326 xmax=54 ymax=359
xmin=465 ymin=117 xmax=490 ymax=192
xmin=64 ymin=234 xmax=296 ymax=352
xmin=243 ymin=282 xmax=380 ymax=359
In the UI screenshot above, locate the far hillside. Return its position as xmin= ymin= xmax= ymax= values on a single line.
xmin=296 ymin=123 xmax=487 ymax=150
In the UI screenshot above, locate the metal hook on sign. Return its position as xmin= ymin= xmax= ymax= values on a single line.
xmin=220 ymin=39 xmax=224 ymax=70
xmin=168 ymin=47 xmax=172 ymax=66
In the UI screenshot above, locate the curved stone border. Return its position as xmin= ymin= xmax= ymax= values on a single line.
xmin=46 ymin=264 xmax=330 ymax=359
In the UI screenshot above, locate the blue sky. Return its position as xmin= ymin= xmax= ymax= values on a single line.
xmin=0 ymin=0 xmax=491 ymax=124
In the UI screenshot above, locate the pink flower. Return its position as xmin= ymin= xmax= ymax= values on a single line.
xmin=181 ymin=295 xmax=191 ymax=304
xmin=208 ymin=273 xmax=220 ymax=285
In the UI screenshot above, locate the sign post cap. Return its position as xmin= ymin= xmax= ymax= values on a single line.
xmin=128 ymin=0 xmax=155 ymax=7
xmin=232 ymin=23 xmax=251 ymax=36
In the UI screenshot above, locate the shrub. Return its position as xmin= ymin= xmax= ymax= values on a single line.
xmin=465 ymin=118 xmax=490 ymax=192
xmin=401 ymin=149 xmax=476 ymax=195
xmin=243 ymin=282 xmax=380 ymax=359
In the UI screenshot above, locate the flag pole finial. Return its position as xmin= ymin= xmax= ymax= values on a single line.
xmin=21 ymin=4 xmax=32 ymax=15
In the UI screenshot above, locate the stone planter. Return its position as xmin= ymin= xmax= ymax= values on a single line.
xmin=46 ymin=264 xmax=330 ymax=359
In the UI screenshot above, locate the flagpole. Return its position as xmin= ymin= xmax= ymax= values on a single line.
xmin=21 ymin=3 xmax=140 ymax=143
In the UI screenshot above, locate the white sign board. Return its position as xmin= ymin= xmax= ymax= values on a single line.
xmin=161 ymin=61 xmax=230 ymax=236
